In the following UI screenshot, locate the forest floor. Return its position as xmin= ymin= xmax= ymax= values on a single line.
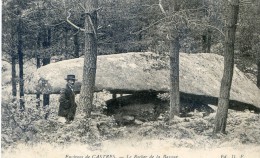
xmin=1 ymin=92 xmax=260 ymax=158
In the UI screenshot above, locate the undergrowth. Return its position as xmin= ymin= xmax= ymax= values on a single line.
xmin=1 ymin=95 xmax=260 ymax=151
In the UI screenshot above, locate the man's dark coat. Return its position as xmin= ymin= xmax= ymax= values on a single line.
xmin=58 ymin=84 xmax=77 ymax=121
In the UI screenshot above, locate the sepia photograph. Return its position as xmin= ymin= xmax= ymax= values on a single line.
xmin=1 ymin=0 xmax=260 ymax=158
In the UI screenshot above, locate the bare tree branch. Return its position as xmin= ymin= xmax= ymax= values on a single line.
xmin=47 ymin=21 xmax=66 ymax=27
xmin=50 ymin=1 xmax=60 ymax=9
xmin=87 ymin=15 xmax=97 ymax=39
xmin=79 ymin=2 xmax=86 ymax=11
xmin=130 ymin=15 xmax=170 ymax=35
xmin=132 ymin=3 xmax=225 ymax=38
xmin=191 ymin=22 xmax=225 ymax=37
xmin=66 ymin=9 xmax=85 ymax=31
xmin=159 ymin=0 xmax=167 ymax=16
xmin=130 ymin=9 xmax=186 ymax=35
xmin=73 ymin=29 xmax=80 ymax=35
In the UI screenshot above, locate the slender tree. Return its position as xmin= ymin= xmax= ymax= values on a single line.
xmin=154 ymin=0 xmax=183 ymax=119
xmin=36 ymin=31 xmax=42 ymax=108
xmin=11 ymin=54 xmax=17 ymax=98
xmin=257 ymin=50 xmax=260 ymax=89
xmin=17 ymin=18 xmax=25 ymax=110
xmin=214 ymin=0 xmax=240 ymax=134
xmin=42 ymin=27 xmax=52 ymax=107
xmin=149 ymin=0 xmax=183 ymax=120
xmin=168 ymin=0 xmax=181 ymax=119
xmin=63 ymin=0 xmax=99 ymax=118
xmin=74 ymin=33 xmax=80 ymax=58
xmin=202 ymin=29 xmax=212 ymax=53
xmin=2 ymin=0 xmax=40 ymax=107
xmin=138 ymin=0 xmax=205 ymax=119
xmin=254 ymin=1 xmax=260 ymax=89
xmin=64 ymin=25 xmax=69 ymax=59
xmin=11 ymin=28 xmax=17 ymax=99
xmin=77 ymin=0 xmax=99 ymax=117
xmin=169 ymin=35 xmax=181 ymax=119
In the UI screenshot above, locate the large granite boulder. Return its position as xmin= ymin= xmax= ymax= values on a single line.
xmin=24 ymin=52 xmax=260 ymax=109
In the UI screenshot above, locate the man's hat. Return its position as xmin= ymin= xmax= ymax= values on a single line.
xmin=65 ymin=75 xmax=77 ymax=81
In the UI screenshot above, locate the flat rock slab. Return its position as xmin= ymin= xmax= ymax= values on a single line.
xmin=24 ymin=52 xmax=260 ymax=108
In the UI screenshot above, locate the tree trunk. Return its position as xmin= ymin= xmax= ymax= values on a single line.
xmin=36 ymin=54 xmax=41 ymax=108
xmin=207 ymin=29 xmax=211 ymax=53
xmin=169 ymin=0 xmax=181 ymax=120
xmin=42 ymin=27 xmax=51 ymax=107
xmin=257 ymin=51 xmax=260 ymax=88
xmin=64 ymin=27 xmax=69 ymax=59
xmin=11 ymin=55 xmax=17 ymax=98
xmin=42 ymin=58 xmax=50 ymax=65
xmin=74 ymin=33 xmax=80 ymax=58
xmin=214 ymin=0 xmax=239 ymax=134
xmin=202 ymin=35 xmax=207 ymax=53
xmin=169 ymin=36 xmax=180 ymax=119
xmin=256 ymin=0 xmax=260 ymax=89
xmin=18 ymin=18 xmax=24 ymax=110
xmin=11 ymin=26 xmax=17 ymax=99
xmin=43 ymin=94 xmax=50 ymax=107
xmin=202 ymin=29 xmax=211 ymax=53
xmin=36 ymin=32 xmax=41 ymax=108
xmin=80 ymin=0 xmax=98 ymax=118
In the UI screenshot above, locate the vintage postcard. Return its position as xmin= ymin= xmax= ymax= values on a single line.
xmin=1 ymin=0 xmax=260 ymax=158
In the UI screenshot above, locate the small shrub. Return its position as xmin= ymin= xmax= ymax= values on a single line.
xmin=1 ymin=98 xmax=54 ymax=148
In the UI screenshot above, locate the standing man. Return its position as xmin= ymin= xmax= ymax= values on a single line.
xmin=58 ymin=75 xmax=77 ymax=124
